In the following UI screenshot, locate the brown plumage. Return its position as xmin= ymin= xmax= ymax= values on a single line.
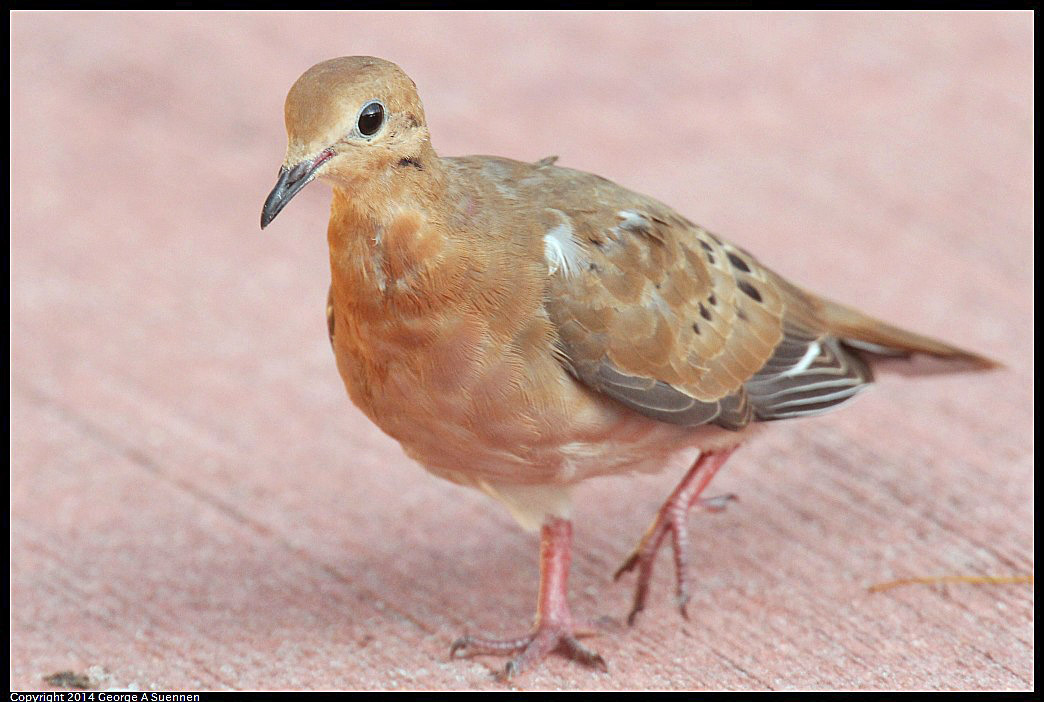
xmin=261 ymin=56 xmax=999 ymax=678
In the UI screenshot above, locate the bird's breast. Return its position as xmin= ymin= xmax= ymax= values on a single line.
xmin=324 ymin=195 xmax=749 ymax=489
xmin=325 ymin=206 xmax=562 ymax=480
xmin=328 ymin=279 xmax=748 ymax=490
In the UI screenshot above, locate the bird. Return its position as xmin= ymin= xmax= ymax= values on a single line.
xmin=260 ymin=56 xmax=999 ymax=678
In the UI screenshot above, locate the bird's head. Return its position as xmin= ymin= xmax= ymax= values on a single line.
xmin=261 ymin=56 xmax=430 ymax=229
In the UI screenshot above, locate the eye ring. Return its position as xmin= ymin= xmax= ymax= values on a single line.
xmin=356 ymin=100 xmax=385 ymax=138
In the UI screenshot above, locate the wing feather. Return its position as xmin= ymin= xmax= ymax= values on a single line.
xmin=514 ymin=162 xmax=910 ymax=430
xmin=544 ymin=198 xmax=790 ymax=431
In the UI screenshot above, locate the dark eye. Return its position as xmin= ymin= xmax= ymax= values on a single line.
xmin=357 ymin=101 xmax=384 ymax=137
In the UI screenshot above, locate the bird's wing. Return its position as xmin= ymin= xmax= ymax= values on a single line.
xmin=542 ymin=199 xmax=874 ymax=430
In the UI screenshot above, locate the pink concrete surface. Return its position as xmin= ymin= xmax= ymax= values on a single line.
xmin=10 ymin=11 xmax=1033 ymax=692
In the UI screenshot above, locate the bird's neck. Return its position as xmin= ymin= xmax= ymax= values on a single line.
xmin=325 ymin=152 xmax=473 ymax=320
xmin=324 ymin=152 xmax=550 ymax=391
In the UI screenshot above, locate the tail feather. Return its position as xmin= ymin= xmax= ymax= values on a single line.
xmin=813 ymin=296 xmax=1002 ymax=375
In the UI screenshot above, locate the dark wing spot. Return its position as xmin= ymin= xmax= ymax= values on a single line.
xmin=708 ymin=293 xmax=717 ymax=306
xmin=737 ymin=308 xmax=748 ymax=321
xmin=737 ymin=280 xmax=762 ymax=302
xmin=692 ymin=322 xmax=701 ymax=334
xmin=727 ymin=252 xmax=751 ymax=272
xmin=706 ymin=252 xmax=716 ymax=265
xmin=699 ymin=302 xmax=712 ymax=321
xmin=699 ymin=240 xmax=713 ymax=252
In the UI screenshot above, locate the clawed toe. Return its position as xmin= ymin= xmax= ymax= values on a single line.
xmin=614 ymin=452 xmax=737 ymax=625
xmin=615 ymin=493 xmax=736 ymax=624
xmin=451 ymin=632 xmax=532 ymax=658
xmin=451 ymin=626 xmax=607 ymax=678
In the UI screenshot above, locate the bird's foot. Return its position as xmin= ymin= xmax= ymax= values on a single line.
xmin=613 ymin=492 xmax=736 ymax=624
xmin=450 ymin=516 xmax=607 ymax=678
xmin=450 ymin=621 xmax=606 ymax=679
xmin=614 ymin=449 xmax=738 ymax=625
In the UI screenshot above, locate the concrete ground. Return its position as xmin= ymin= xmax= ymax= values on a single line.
xmin=10 ymin=11 xmax=1033 ymax=692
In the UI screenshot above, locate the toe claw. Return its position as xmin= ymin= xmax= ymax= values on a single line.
xmin=677 ymin=594 xmax=690 ymax=620
xmin=699 ymin=493 xmax=738 ymax=512
xmin=580 ymin=649 xmax=608 ymax=674
xmin=562 ymin=635 xmax=608 ymax=672
xmin=449 ymin=636 xmax=469 ymax=658
xmin=676 ymin=575 xmax=692 ymax=617
xmin=613 ymin=553 xmax=639 ymax=580
xmin=626 ymin=603 xmax=643 ymax=627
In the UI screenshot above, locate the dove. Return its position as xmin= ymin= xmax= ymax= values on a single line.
xmin=261 ymin=56 xmax=998 ymax=677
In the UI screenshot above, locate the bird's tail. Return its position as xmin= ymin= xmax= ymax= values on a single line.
xmin=812 ymin=295 xmax=1002 ymax=376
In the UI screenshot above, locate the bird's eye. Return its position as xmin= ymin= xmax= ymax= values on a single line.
xmin=357 ymin=101 xmax=384 ymax=137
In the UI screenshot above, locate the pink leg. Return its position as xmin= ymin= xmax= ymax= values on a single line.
xmin=450 ymin=516 xmax=607 ymax=678
xmin=614 ymin=447 xmax=738 ymax=625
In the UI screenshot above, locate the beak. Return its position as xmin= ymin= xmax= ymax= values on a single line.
xmin=260 ymin=149 xmax=333 ymax=229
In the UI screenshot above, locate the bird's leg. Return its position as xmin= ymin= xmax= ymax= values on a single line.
xmin=614 ymin=447 xmax=738 ymax=625
xmin=450 ymin=516 xmax=607 ymax=678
